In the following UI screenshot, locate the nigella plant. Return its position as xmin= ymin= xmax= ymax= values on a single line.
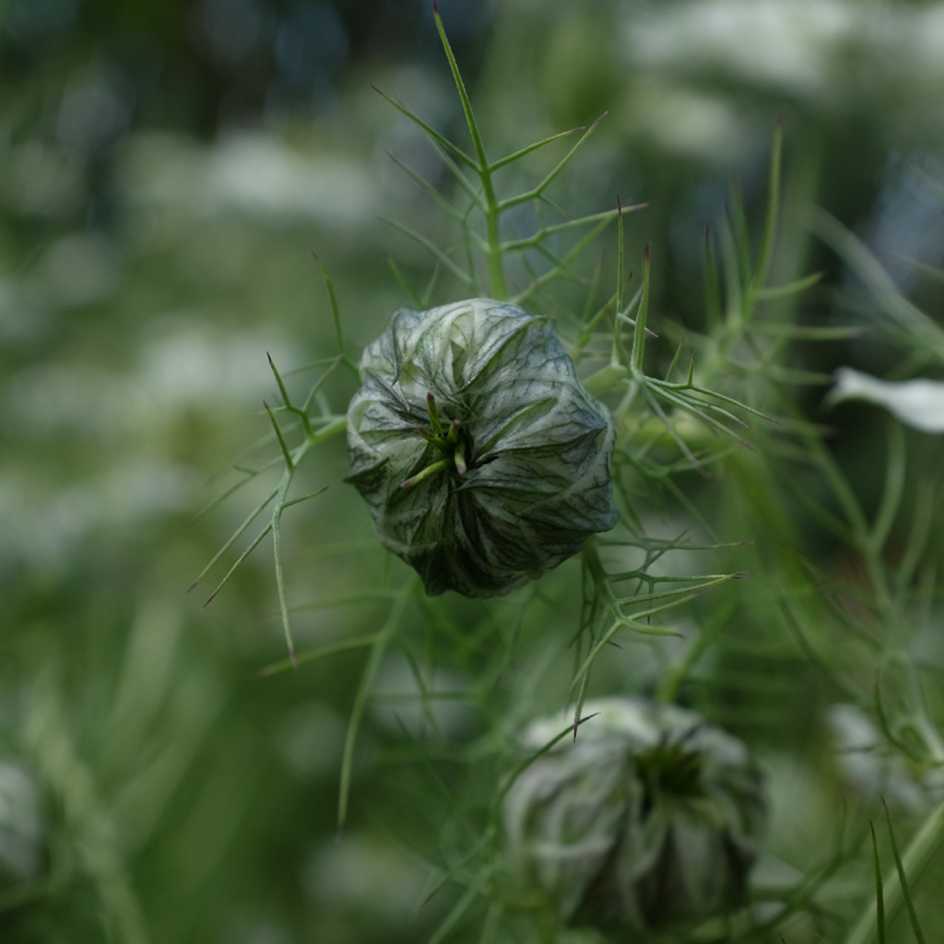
xmin=347 ymin=298 xmax=617 ymax=597
xmin=193 ymin=3 xmax=812 ymax=936
xmin=503 ymin=699 xmax=767 ymax=934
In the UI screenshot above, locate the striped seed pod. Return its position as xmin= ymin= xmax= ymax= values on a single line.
xmin=503 ymin=698 xmax=767 ymax=933
xmin=347 ymin=298 xmax=617 ymax=597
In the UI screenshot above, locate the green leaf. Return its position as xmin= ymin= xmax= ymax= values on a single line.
xmin=189 ymin=488 xmax=277 ymax=592
xmin=755 ymin=271 xmax=824 ymax=301
xmin=259 ymin=632 xmax=382 ymax=678
xmin=753 ymin=120 xmax=783 ymax=292
xmin=263 ymin=401 xmax=294 ymax=471
xmin=883 ymin=799 xmax=927 ymax=944
xmin=338 ymin=581 xmax=415 ymax=827
xmin=499 ymin=205 xmax=645 ymax=254
xmin=499 ymin=112 xmax=607 ymax=212
xmin=371 ymin=82 xmax=478 ymax=171
xmin=433 ymin=2 xmax=490 ymax=172
xmin=870 ymin=821 xmax=886 ymax=944
xmin=489 ymin=124 xmax=584 ymax=172
xmin=380 ymin=216 xmax=473 ymax=285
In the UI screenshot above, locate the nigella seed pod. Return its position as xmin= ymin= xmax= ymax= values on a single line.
xmin=503 ymin=698 xmax=767 ymax=933
xmin=346 ymin=298 xmax=617 ymax=597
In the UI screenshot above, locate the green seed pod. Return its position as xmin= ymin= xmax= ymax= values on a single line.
xmin=503 ymin=698 xmax=767 ymax=933
xmin=347 ymin=298 xmax=617 ymax=597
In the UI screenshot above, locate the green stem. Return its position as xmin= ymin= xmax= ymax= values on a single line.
xmin=808 ymin=436 xmax=896 ymax=625
xmin=657 ymin=629 xmax=713 ymax=704
xmin=484 ymin=195 xmax=507 ymax=299
xmin=630 ymin=245 xmax=652 ymax=373
xmin=582 ymin=364 xmax=629 ymax=399
xmin=433 ymin=5 xmax=507 ymax=298
xmin=306 ymin=415 xmax=347 ymax=446
xmin=844 ymin=799 xmax=944 ymax=944
xmin=611 ymin=197 xmax=626 ymax=367
xmin=338 ymin=580 xmax=415 ymax=827
xmin=581 ymin=536 xmax=609 ymax=588
xmin=752 ymin=120 xmax=783 ymax=295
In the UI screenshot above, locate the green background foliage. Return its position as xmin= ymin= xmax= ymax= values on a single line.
xmin=2 ymin=1 xmax=944 ymax=941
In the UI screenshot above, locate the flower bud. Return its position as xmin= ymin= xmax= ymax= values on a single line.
xmin=503 ymin=698 xmax=767 ymax=933
xmin=347 ymin=298 xmax=617 ymax=597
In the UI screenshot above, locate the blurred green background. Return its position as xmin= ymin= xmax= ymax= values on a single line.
xmin=3 ymin=0 xmax=944 ymax=941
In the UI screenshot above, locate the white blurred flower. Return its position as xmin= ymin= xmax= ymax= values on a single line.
xmin=120 ymin=131 xmax=376 ymax=230
xmin=626 ymin=0 xmax=944 ymax=123
xmin=7 ymin=326 xmax=292 ymax=436
xmin=826 ymin=368 xmax=944 ymax=433
xmin=828 ymin=704 xmax=944 ymax=812
xmin=0 ymin=459 xmax=197 ymax=574
xmin=629 ymin=0 xmax=849 ymax=98
xmin=624 ymin=84 xmax=744 ymax=164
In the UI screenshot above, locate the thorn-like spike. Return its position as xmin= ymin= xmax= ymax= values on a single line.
xmin=266 ymin=352 xmax=293 ymax=408
xmin=264 ymin=400 xmax=295 ymax=471
xmin=432 ymin=0 xmax=439 ymax=12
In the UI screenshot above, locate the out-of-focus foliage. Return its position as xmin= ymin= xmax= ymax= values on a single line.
xmin=2 ymin=1 xmax=944 ymax=942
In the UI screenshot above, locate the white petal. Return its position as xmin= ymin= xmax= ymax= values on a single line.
xmin=826 ymin=368 xmax=944 ymax=433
